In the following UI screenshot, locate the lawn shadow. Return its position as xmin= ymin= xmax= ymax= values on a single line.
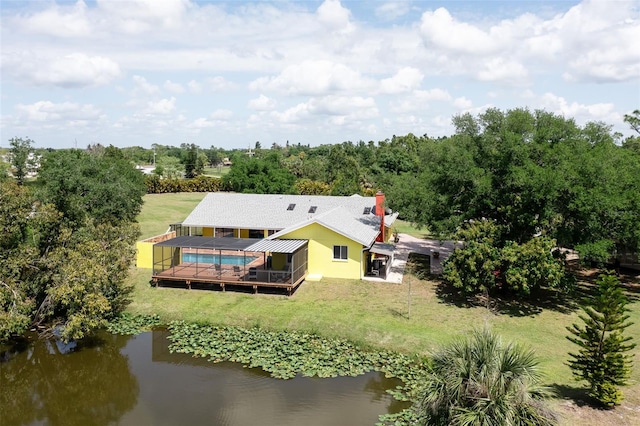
xmin=550 ymin=383 xmax=609 ymax=410
xmin=387 ymin=307 xmax=408 ymax=319
xmin=570 ymin=266 xmax=640 ymax=303
xmin=405 ymin=253 xmax=431 ymax=280
xmin=433 ymin=262 xmax=640 ymax=317
xmin=434 ymin=281 xmax=579 ymax=317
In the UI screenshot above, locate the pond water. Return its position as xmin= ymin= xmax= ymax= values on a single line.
xmin=0 ymin=330 xmax=408 ymax=426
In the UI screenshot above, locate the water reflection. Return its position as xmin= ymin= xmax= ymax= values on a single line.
xmin=0 ymin=333 xmax=138 ymax=426
xmin=0 ymin=330 xmax=409 ymax=426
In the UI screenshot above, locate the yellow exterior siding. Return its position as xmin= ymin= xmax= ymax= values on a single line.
xmin=278 ymin=222 xmax=363 ymax=280
xmin=203 ymin=227 xmax=214 ymax=237
xmin=136 ymin=241 xmax=154 ymax=268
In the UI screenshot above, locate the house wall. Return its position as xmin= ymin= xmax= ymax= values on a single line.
xmin=203 ymin=227 xmax=214 ymax=237
xmin=136 ymin=241 xmax=153 ymax=268
xmin=136 ymin=232 xmax=177 ymax=269
xmin=278 ymin=222 xmax=362 ymax=280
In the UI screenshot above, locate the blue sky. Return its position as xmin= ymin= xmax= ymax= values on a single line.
xmin=1 ymin=0 xmax=638 ymax=150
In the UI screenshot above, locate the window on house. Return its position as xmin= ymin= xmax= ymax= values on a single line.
xmin=215 ymin=228 xmax=234 ymax=238
xmin=333 ymin=245 xmax=348 ymax=260
xmin=249 ymin=229 xmax=264 ymax=239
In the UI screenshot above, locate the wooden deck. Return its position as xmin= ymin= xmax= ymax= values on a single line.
xmin=152 ymin=262 xmax=306 ymax=296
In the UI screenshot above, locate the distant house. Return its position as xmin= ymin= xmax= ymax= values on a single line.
xmin=137 ymin=192 xmax=398 ymax=294
xmin=135 ymin=165 xmax=156 ymax=175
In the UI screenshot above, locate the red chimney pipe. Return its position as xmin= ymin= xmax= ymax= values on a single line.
xmin=375 ymin=191 xmax=385 ymax=242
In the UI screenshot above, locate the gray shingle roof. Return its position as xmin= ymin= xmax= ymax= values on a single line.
xmin=181 ymin=192 xmax=398 ymax=246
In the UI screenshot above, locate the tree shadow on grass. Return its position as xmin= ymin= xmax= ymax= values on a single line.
xmin=550 ymin=383 xmax=609 ymax=410
xmin=405 ymin=253 xmax=431 ymax=280
xmin=570 ymin=266 xmax=640 ymax=303
xmin=434 ymin=282 xmax=579 ymax=317
xmin=432 ymin=261 xmax=640 ymax=317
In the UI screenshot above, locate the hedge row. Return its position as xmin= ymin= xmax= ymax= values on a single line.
xmin=144 ymin=175 xmax=225 ymax=193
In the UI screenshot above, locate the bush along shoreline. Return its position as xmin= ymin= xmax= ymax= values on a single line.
xmin=107 ymin=314 xmax=427 ymax=425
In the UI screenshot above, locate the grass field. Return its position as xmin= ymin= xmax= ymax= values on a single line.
xmin=203 ymin=166 xmax=230 ymax=178
xmin=137 ymin=192 xmax=206 ymax=239
xmin=130 ymin=192 xmax=640 ymax=425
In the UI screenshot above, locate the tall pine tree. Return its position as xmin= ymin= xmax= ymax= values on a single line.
xmin=566 ymin=273 xmax=636 ymax=407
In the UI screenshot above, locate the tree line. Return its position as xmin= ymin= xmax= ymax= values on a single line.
xmin=1 ymin=146 xmax=146 ymax=342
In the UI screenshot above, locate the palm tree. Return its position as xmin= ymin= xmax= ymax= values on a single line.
xmin=418 ymin=328 xmax=557 ymax=426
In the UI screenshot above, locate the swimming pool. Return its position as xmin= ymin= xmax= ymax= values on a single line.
xmin=182 ymin=253 xmax=258 ymax=266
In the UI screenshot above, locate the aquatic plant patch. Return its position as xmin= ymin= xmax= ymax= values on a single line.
xmin=107 ymin=313 xmax=161 ymax=335
xmin=166 ymin=321 xmax=428 ymax=425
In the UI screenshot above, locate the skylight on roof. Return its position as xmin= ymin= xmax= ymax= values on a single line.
xmin=363 ymin=206 xmax=371 ymax=215
xmin=287 ymin=203 xmax=296 ymax=211
xmin=308 ymin=206 xmax=317 ymax=213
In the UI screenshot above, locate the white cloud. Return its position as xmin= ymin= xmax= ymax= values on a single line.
xmin=187 ymin=80 xmax=202 ymax=94
xmin=389 ymin=88 xmax=452 ymax=113
xmin=476 ymin=58 xmax=529 ymax=86
xmin=0 ymin=1 xmax=637 ymax=148
xmin=207 ymin=76 xmax=235 ymax=91
xmin=453 ymin=97 xmax=473 ymax=110
xmin=539 ymin=92 xmax=618 ymax=124
xmin=249 ymin=60 xmax=372 ymax=96
xmin=133 ymin=75 xmax=160 ymax=96
xmin=164 ymin=80 xmax=185 ymax=94
xmin=420 ymin=8 xmax=505 ymax=56
xmin=210 ymin=109 xmax=233 ymax=120
xmin=375 ymin=2 xmax=411 ymax=20
xmin=317 ymin=0 xmax=354 ymax=34
xmin=19 ymin=1 xmax=91 ymax=37
xmin=190 ymin=111 xmax=232 ymax=129
xmin=15 ymin=101 xmax=103 ymax=122
xmin=144 ymin=97 xmax=176 ymax=115
xmin=379 ymin=67 xmax=424 ymax=94
xmin=7 ymin=101 xmax=106 ymax=135
xmin=269 ymin=95 xmax=378 ymax=125
xmin=95 ymin=0 xmax=188 ymax=33
xmin=248 ymin=95 xmax=277 ymax=111
xmin=2 ymin=52 xmax=121 ymax=88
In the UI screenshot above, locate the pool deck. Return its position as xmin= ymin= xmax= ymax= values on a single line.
xmin=152 ymin=261 xmax=306 ymax=296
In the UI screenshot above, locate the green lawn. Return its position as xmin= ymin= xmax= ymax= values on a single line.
xmin=390 ymin=219 xmax=431 ymax=239
xmin=137 ymin=192 xmax=206 ymax=239
xmin=203 ymin=166 xmax=230 ymax=178
xmin=129 ymin=192 xmax=640 ymax=426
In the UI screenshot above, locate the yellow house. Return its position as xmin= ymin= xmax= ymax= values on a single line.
xmin=139 ymin=192 xmax=398 ymax=290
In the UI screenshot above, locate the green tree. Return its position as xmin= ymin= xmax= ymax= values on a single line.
xmin=442 ymin=220 xmax=502 ymax=295
xmin=388 ymin=108 xmax=640 ymax=263
xmin=8 ymin=137 xmax=35 ymax=185
xmin=418 ymin=328 xmax=556 ymax=425
xmin=566 ymin=273 xmax=636 ymax=407
xmin=153 ymin=155 xmax=184 ymax=179
xmin=223 ymin=151 xmax=295 ymax=194
xmin=183 ymin=143 xmax=199 ymax=178
xmin=0 ymin=180 xmax=36 ymax=341
xmin=0 ymin=159 xmax=9 ymax=181
xmin=37 ymin=149 xmax=146 ymax=228
xmin=623 ymin=109 xmax=640 ymax=135
xmin=442 ymin=220 xmax=569 ymax=297
xmin=0 ymin=149 xmax=145 ymax=343
xmin=195 ymin=152 xmax=209 ymax=175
